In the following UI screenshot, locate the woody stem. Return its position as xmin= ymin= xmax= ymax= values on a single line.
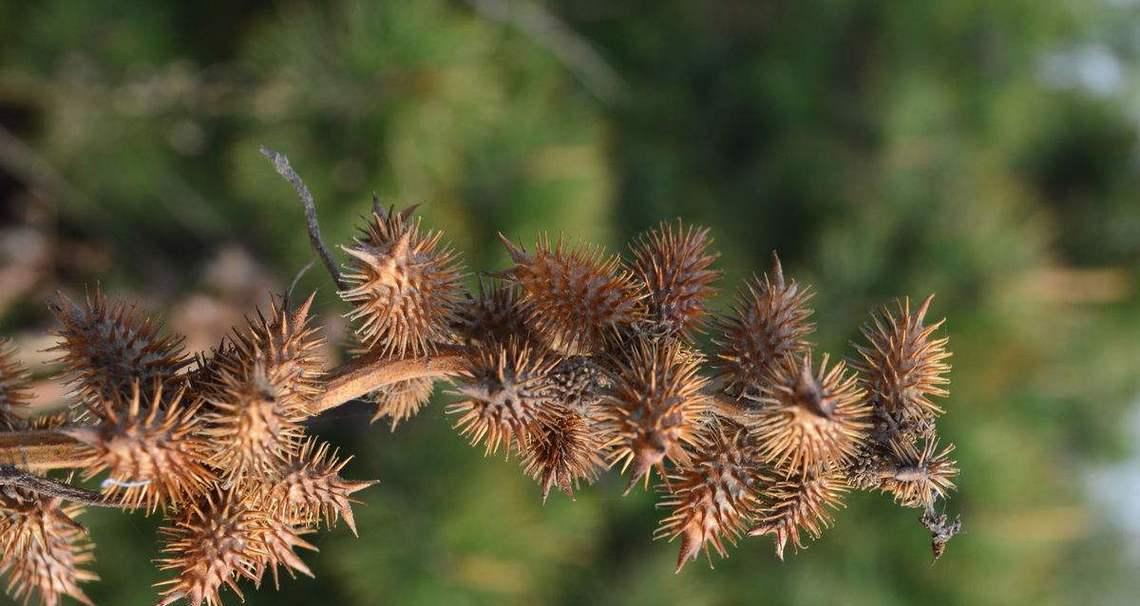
xmin=0 ymin=430 xmax=88 ymax=472
xmin=314 ymin=348 xmax=468 ymax=413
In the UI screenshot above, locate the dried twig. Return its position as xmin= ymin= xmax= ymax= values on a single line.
xmin=259 ymin=146 xmax=347 ymax=291
xmin=0 ymin=465 xmax=120 ymax=508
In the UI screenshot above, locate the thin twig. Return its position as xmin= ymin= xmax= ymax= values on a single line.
xmin=259 ymin=146 xmax=348 ymax=291
xmin=0 ymin=465 xmax=122 ymax=508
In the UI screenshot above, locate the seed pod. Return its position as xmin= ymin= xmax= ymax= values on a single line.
xmin=748 ymin=468 xmax=847 ymax=560
xmin=447 ymin=340 xmax=558 ymax=456
xmin=0 ymin=340 xmax=31 ymax=429
xmin=48 ymin=290 xmax=190 ymax=416
xmin=712 ymin=253 xmax=813 ymax=400
xmin=226 ymin=293 xmax=325 ymax=412
xmin=202 ymin=296 xmax=323 ymax=481
xmin=855 ymin=294 xmax=951 ymax=429
xmin=266 ymin=438 xmax=376 ymax=536
xmin=546 ymin=355 xmax=609 ymax=411
xmin=155 ymin=490 xmax=267 ymax=606
xmin=499 ymin=234 xmax=645 ymax=354
xmin=452 ymin=277 xmax=535 ymax=347
xmin=255 ymin=516 xmax=318 ymax=589
xmin=877 ymin=438 xmax=958 ymax=509
xmin=340 ymin=204 xmax=465 ymax=357
xmin=753 ymin=353 xmax=870 ymax=476
xmin=65 ymin=381 xmax=215 ymax=513
xmin=600 ymin=339 xmax=710 ymax=491
xmin=203 ymin=361 xmax=307 ymax=482
xmin=629 ymin=220 xmax=720 ymax=340
xmin=656 ymin=419 xmax=768 ymax=572
xmin=521 ymin=403 xmax=608 ymax=502
xmin=368 ymin=377 xmax=435 ymax=430
xmin=0 ymin=493 xmax=96 ymax=606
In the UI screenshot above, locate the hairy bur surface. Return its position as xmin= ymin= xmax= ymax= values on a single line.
xmin=499 ymin=234 xmax=646 ymax=354
xmin=340 ymin=205 xmax=465 ymax=357
xmin=447 ymin=339 xmax=558 ymax=456
xmin=657 ymin=420 xmax=768 ymax=572
xmin=712 ymin=254 xmax=814 ymax=401
xmin=753 ymin=354 xmax=871 ymax=476
xmin=601 ymin=340 xmax=710 ymax=491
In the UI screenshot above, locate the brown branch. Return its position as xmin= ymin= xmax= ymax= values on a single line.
xmin=315 ymin=349 xmax=468 ymax=413
xmin=0 ymin=430 xmax=87 ymax=472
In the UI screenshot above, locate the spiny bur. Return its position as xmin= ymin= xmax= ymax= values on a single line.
xmin=753 ymin=353 xmax=870 ymax=476
xmin=266 ymin=438 xmax=376 ymax=536
xmin=656 ymin=419 xmax=768 ymax=572
xmin=202 ymin=297 xmax=323 ymax=482
xmin=340 ymin=204 xmax=465 ymax=357
xmin=66 ymin=381 xmax=215 ymax=513
xmin=499 ymin=234 xmax=645 ymax=354
xmin=0 ymin=340 xmax=31 ymax=429
xmin=601 ymin=339 xmax=709 ymax=490
xmin=629 ymin=220 xmax=720 ymax=339
xmin=713 ymin=253 xmax=813 ymax=400
xmin=748 ymin=468 xmax=848 ymax=560
xmin=368 ymin=376 xmax=435 ymax=430
xmin=48 ymin=290 xmax=190 ymax=416
xmin=877 ymin=438 xmax=959 ymax=509
xmin=855 ymin=295 xmax=951 ymax=433
xmin=0 ymin=493 xmax=96 ymax=606
xmin=521 ymin=403 xmax=608 ymax=502
xmin=447 ymin=339 xmax=558 ymax=456
xmin=453 ymin=277 xmax=536 ymax=347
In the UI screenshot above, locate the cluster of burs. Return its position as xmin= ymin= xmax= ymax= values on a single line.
xmin=0 ymin=198 xmax=959 ymax=606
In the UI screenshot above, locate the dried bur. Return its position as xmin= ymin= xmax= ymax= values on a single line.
xmin=0 ymin=151 xmax=962 ymax=606
xmin=849 ymin=295 xmax=961 ymax=560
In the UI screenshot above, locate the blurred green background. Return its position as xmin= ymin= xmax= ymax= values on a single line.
xmin=2 ymin=1 xmax=1140 ymax=605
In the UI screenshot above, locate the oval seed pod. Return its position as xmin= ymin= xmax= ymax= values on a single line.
xmin=48 ymin=290 xmax=190 ymax=416
xmin=0 ymin=492 xmax=96 ymax=606
xmin=0 ymin=339 xmax=31 ymax=429
xmin=629 ymin=219 xmax=720 ymax=340
xmin=447 ymin=339 xmax=558 ymax=456
xmin=753 ymin=353 xmax=870 ymax=476
xmin=202 ymin=295 xmax=324 ymax=482
xmin=499 ymin=234 xmax=645 ymax=354
xmin=65 ymin=381 xmax=216 ymax=513
xmin=340 ymin=204 xmax=465 ymax=357
xmin=854 ymin=294 xmax=951 ymax=430
xmin=521 ymin=403 xmax=609 ymax=502
xmin=712 ymin=253 xmax=813 ymax=400
xmin=600 ymin=339 xmax=710 ymax=491
xmin=656 ymin=419 xmax=768 ymax=573
xmin=748 ymin=468 xmax=848 ymax=560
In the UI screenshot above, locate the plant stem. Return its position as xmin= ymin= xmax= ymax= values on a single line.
xmin=314 ymin=349 xmax=468 ymax=413
xmin=0 ymin=430 xmax=87 ymax=472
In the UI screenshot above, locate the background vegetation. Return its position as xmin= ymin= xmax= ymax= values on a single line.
xmin=1 ymin=1 xmax=1139 ymax=605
